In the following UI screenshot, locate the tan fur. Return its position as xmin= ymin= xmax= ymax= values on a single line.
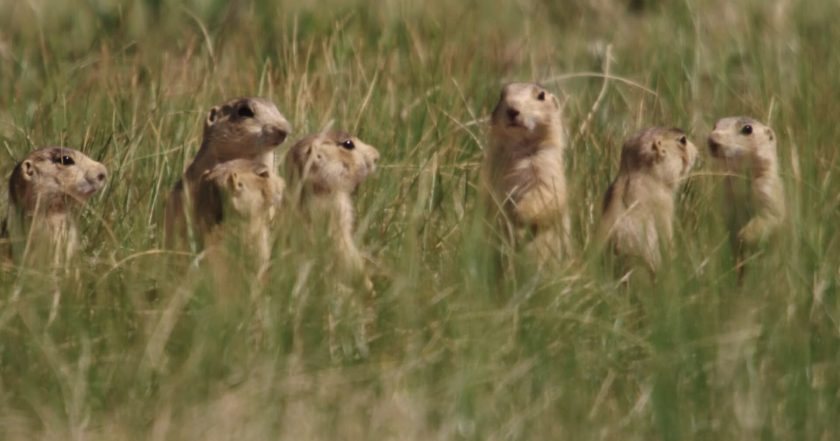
xmin=597 ymin=127 xmax=697 ymax=271
xmin=287 ymin=130 xmax=379 ymax=360
xmin=286 ymin=131 xmax=379 ymax=276
xmin=2 ymin=147 xmax=107 ymax=266
xmin=164 ymin=97 xmax=291 ymax=247
xmin=708 ymin=117 xmax=785 ymax=245
xmin=481 ymin=82 xmax=570 ymax=263
xmin=195 ymin=160 xmax=285 ymax=265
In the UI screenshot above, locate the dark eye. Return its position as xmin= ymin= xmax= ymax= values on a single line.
xmin=537 ymin=91 xmax=546 ymax=101
xmin=678 ymin=136 xmax=687 ymax=146
xmin=237 ymin=105 xmax=255 ymax=118
xmin=53 ymin=155 xmax=75 ymax=165
xmin=740 ymin=125 xmax=753 ymax=135
xmin=340 ymin=139 xmax=355 ymax=150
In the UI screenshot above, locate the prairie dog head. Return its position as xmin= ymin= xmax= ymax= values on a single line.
xmin=9 ymin=147 xmax=107 ymax=214
xmin=619 ymin=127 xmax=698 ymax=188
xmin=707 ymin=117 xmax=777 ymax=171
xmin=203 ymin=97 xmax=292 ymax=160
xmin=490 ymin=82 xmax=564 ymax=143
xmin=287 ymin=131 xmax=380 ymax=195
xmin=196 ymin=159 xmax=285 ymax=230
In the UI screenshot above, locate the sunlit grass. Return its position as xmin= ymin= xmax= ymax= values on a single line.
xmin=0 ymin=0 xmax=839 ymax=439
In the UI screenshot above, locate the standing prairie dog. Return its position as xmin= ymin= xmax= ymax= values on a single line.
xmin=597 ymin=127 xmax=697 ymax=271
xmin=195 ymin=159 xmax=285 ymax=266
xmin=165 ymin=97 xmax=291 ymax=246
xmin=287 ymin=130 xmax=379 ymax=359
xmin=482 ymin=82 xmax=570 ymax=263
xmin=286 ymin=130 xmax=379 ymax=276
xmin=708 ymin=117 xmax=785 ymax=245
xmin=2 ymin=147 xmax=107 ymax=266
xmin=193 ymin=159 xmax=285 ymax=285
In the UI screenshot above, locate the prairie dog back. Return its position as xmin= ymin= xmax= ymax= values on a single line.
xmin=598 ymin=127 xmax=697 ymax=271
xmin=193 ymin=159 xmax=285 ymax=282
xmin=286 ymin=130 xmax=379 ymax=274
xmin=194 ymin=159 xmax=285 ymax=238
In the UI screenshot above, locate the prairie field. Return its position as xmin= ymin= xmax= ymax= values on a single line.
xmin=1 ymin=0 xmax=839 ymax=439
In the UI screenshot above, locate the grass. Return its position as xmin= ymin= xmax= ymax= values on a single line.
xmin=1 ymin=0 xmax=839 ymax=439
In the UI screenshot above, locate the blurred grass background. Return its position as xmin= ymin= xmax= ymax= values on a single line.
xmin=1 ymin=0 xmax=839 ymax=439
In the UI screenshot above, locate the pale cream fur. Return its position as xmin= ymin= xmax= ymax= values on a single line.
xmin=164 ymin=97 xmax=291 ymax=246
xmin=287 ymin=130 xmax=380 ymax=360
xmin=708 ymin=117 xmax=785 ymax=245
xmin=482 ymin=82 xmax=570 ymax=263
xmin=597 ymin=127 xmax=697 ymax=271
xmin=286 ymin=130 xmax=379 ymax=277
xmin=194 ymin=159 xmax=285 ymax=276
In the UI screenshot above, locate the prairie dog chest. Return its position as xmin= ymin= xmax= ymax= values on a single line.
xmin=722 ymin=174 xmax=755 ymax=229
xmin=500 ymin=145 xmax=564 ymax=199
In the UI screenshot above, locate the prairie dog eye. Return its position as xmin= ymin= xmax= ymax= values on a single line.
xmin=537 ymin=91 xmax=546 ymax=101
xmin=678 ymin=136 xmax=687 ymax=146
xmin=740 ymin=125 xmax=753 ymax=135
xmin=340 ymin=139 xmax=355 ymax=150
xmin=53 ymin=155 xmax=75 ymax=165
xmin=237 ymin=105 xmax=255 ymax=118
xmin=258 ymin=170 xmax=270 ymax=178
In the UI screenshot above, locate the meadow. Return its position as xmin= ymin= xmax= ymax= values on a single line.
xmin=1 ymin=0 xmax=839 ymax=439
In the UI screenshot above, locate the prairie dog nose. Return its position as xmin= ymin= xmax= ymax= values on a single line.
xmin=506 ymin=108 xmax=520 ymax=121
xmin=88 ymin=164 xmax=108 ymax=184
xmin=707 ymin=138 xmax=720 ymax=155
xmin=264 ymin=125 xmax=289 ymax=143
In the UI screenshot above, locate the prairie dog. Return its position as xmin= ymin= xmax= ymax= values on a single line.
xmin=708 ymin=117 xmax=785 ymax=245
xmin=482 ymin=82 xmax=570 ymax=263
xmin=286 ymin=130 xmax=379 ymax=275
xmin=287 ymin=130 xmax=379 ymax=360
xmin=195 ymin=159 xmax=285 ymax=264
xmin=3 ymin=147 xmax=107 ymax=266
xmin=597 ymin=127 xmax=697 ymax=271
xmin=165 ymin=97 xmax=291 ymax=246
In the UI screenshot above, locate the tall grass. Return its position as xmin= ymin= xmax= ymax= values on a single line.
xmin=1 ymin=0 xmax=838 ymax=439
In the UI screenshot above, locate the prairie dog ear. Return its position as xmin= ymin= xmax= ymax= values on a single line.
xmin=295 ymin=145 xmax=312 ymax=164
xmin=205 ymin=106 xmax=221 ymax=129
xmin=227 ymin=172 xmax=242 ymax=190
xmin=552 ymin=94 xmax=561 ymax=108
xmin=21 ymin=160 xmax=36 ymax=181
xmin=650 ymin=140 xmax=665 ymax=162
xmin=650 ymin=141 xmax=660 ymax=155
xmin=765 ymin=127 xmax=776 ymax=142
xmin=295 ymin=145 xmax=312 ymax=170
xmin=271 ymin=185 xmax=284 ymax=207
